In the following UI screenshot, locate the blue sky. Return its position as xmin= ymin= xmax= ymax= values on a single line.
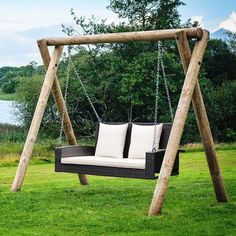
xmin=0 ymin=0 xmax=235 ymax=67
xmin=180 ymin=0 xmax=236 ymax=31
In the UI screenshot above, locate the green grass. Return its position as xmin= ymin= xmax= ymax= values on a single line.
xmin=182 ymin=142 xmax=236 ymax=152
xmin=0 ymin=141 xmax=54 ymax=161
xmin=0 ymin=91 xmax=19 ymax=100
xmin=0 ymin=149 xmax=235 ymax=235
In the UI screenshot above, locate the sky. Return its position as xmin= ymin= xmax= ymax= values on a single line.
xmin=0 ymin=0 xmax=235 ymax=67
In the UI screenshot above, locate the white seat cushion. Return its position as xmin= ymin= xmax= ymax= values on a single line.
xmin=128 ymin=124 xmax=163 ymax=159
xmin=95 ymin=123 xmax=128 ymax=158
xmin=61 ymin=156 xmax=145 ymax=169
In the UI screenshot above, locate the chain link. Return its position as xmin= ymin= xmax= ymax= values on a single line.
xmin=152 ymin=41 xmax=161 ymax=151
xmin=58 ymin=44 xmax=172 ymax=149
xmin=68 ymin=50 xmax=102 ymax=123
xmin=152 ymin=41 xmax=174 ymax=151
xmin=160 ymin=47 xmax=174 ymax=122
xmin=58 ymin=47 xmax=102 ymax=146
xmin=58 ymin=52 xmax=72 ymax=146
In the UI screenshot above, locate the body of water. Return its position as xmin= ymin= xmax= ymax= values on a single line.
xmin=0 ymin=100 xmax=21 ymax=126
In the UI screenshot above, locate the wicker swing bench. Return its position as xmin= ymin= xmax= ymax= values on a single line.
xmin=55 ymin=41 xmax=179 ymax=179
xmin=11 ymin=28 xmax=227 ymax=217
xmin=55 ymin=122 xmax=180 ymax=179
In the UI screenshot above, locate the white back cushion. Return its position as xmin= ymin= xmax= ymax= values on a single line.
xmin=128 ymin=124 xmax=163 ymax=159
xmin=95 ymin=123 xmax=128 ymax=158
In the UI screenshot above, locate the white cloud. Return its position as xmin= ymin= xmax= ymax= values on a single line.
xmin=0 ymin=25 xmax=66 ymax=67
xmin=0 ymin=33 xmax=38 ymax=67
xmin=219 ymin=11 xmax=236 ymax=32
xmin=0 ymin=0 xmax=118 ymax=67
xmin=0 ymin=5 xmax=73 ymax=31
xmin=0 ymin=1 xmax=120 ymax=67
xmin=191 ymin=16 xmax=204 ymax=27
xmin=0 ymin=4 xmax=119 ymax=32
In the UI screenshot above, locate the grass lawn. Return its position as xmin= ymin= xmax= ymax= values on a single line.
xmin=0 ymin=149 xmax=235 ymax=235
xmin=0 ymin=91 xmax=18 ymax=101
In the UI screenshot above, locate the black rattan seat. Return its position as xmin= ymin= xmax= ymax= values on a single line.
xmin=55 ymin=123 xmax=180 ymax=179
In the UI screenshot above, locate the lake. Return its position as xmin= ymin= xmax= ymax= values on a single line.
xmin=0 ymin=100 xmax=21 ymax=126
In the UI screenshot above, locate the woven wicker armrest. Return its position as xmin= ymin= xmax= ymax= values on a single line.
xmin=144 ymin=150 xmax=164 ymax=178
xmin=146 ymin=149 xmax=183 ymax=160
xmin=55 ymin=146 xmax=95 ymax=159
xmin=145 ymin=149 xmax=180 ymax=178
xmin=146 ymin=149 xmax=166 ymax=159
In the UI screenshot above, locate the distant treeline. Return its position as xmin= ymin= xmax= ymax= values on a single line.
xmin=0 ymin=0 xmax=235 ymax=143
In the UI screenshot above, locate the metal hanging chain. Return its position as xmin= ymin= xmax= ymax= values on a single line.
xmin=154 ymin=41 xmax=161 ymax=125
xmin=160 ymin=46 xmax=174 ymax=122
xmin=68 ymin=51 xmax=102 ymax=123
xmin=58 ymin=53 xmax=72 ymax=146
xmin=152 ymin=41 xmax=174 ymax=151
xmin=152 ymin=41 xmax=161 ymax=152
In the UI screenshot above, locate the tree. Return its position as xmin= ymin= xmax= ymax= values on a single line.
xmin=59 ymin=5 xmax=186 ymax=138
xmin=15 ymin=75 xmax=60 ymax=138
xmin=57 ymin=1 xmax=208 ymax=142
xmin=0 ymin=62 xmax=41 ymax=94
xmin=227 ymin=31 xmax=236 ymax=54
xmin=1 ymin=71 xmax=19 ymax=93
xmin=13 ymin=0 xmax=235 ymax=143
xmin=203 ymin=39 xmax=236 ymax=86
xmin=0 ymin=67 xmax=16 ymax=86
xmin=107 ymin=0 xmax=184 ymax=30
xmin=206 ymin=80 xmax=236 ymax=142
xmin=1 ymin=77 xmax=18 ymax=93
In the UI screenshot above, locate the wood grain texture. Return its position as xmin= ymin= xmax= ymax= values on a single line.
xmin=37 ymin=39 xmax=88 ymax=185
xmin=41 ymin=28 xmax=203 ymax=46
xmin=148 ymin=30 xmax=209 ymax=216
xmin=11 ymin=46 xmax=63 ymax=192
xmin=175 ymin=30 xmax=227 ymax=203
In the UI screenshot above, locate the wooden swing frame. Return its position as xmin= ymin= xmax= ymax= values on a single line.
xmin=11 ymin=28 xmax=227 ymax=216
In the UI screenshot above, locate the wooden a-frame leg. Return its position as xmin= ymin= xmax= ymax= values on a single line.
xmin=175 ymin=31 xmax=227 ymax=202
xmin=148 ymin=30 xmax=209 ymax=216
xmin=11 ymin=46 xmax=64 ymax=192
xmin=37 ymin=40 xmax=88 ymax=185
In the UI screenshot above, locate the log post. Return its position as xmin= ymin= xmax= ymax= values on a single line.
xmin=11 ymin=46 xmax=64 ymax=192
xmin=175 ymin=31 xmax=227 ymax=202
xmin=37 ymin=40 xmax=88 ymax=185
xmin=148 ymin=30 xmax=209 ymax=216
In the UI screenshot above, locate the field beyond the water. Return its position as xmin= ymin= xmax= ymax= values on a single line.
xmin=0 ymin=149 xmax=236 ymax=235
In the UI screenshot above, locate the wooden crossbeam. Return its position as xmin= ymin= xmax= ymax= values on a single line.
xmin=43 ymin=28 xmax=203 ymax=46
